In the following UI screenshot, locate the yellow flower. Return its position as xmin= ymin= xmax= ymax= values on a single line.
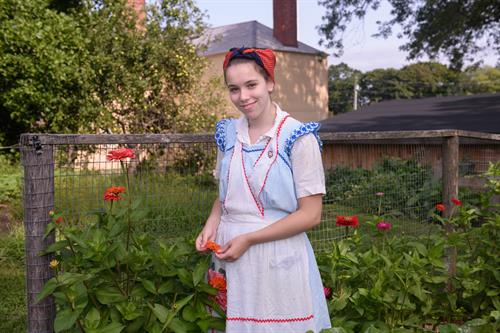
xmin=49 ymin=259 xmax=59 ymax=269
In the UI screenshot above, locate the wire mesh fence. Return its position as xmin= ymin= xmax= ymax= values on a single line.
xmin=19 ymin=130 xmax=500 ymax=332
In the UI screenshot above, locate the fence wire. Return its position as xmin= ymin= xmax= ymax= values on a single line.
xmin=18 ymin=131 xmax=500 ymax=331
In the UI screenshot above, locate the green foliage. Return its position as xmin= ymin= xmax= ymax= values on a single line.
xmin=0 ymin=0 xmax=224 ymax=148
xmin=38 ymin=154 xmax=223 ymax=332
xmin=0 ymin=155 xmax=21 ymax=204
xmin=328 ymin=63 xmax=362 ymax=114
xmin=325 ymin=158 xmax=440 ymax=219
xmin=0 ymin=224 xmax=26 ymax=331
xmin=319 ymin=163 xmax=500 ymax=332
xmin=318 ymin=0 xmax=499 ymax=69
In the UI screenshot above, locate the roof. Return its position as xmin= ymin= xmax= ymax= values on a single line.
xmin=194 ymin=20 xmax=325 ymax=56
xmin=320 ymin=93 xmax=500 ymax=134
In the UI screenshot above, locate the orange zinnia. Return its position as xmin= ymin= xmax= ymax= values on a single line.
xmin=104 ymin=186 xmax=126 ymax=201
xmin=436 ymin=203 xmax=445 ymax=212
xmin=206 ymin=240 xmax=221 ymax=253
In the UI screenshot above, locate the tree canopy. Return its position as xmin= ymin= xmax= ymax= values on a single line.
xmin=318 ymin=0 xmax=500 ymax=69
xmin=327 ymin=62 xmax=499 ymax=114
xmin=0 ymin=0 xmax=225 ymax=149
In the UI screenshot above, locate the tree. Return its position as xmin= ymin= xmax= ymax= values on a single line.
xmin=327 ymin=63 xmax=362 ymax=114
xmin=359 ymin=68 xmax=411 ymax=103
xmin=318 ymin=0 xmax=500 ymax=70
xmin=398 ymin=62 xmax=461 ymax=98
xmin=0 ymin=0 xmax=224 ymax=148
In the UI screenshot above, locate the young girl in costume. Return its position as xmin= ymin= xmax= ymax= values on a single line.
xmin=195 ymin=47 xmax=331 ymax=333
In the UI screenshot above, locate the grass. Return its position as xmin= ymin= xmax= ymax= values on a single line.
xmin=0 ymin=224 xmax=26 ymax=332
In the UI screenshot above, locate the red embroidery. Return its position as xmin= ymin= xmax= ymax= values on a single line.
xmin=253 ymin=137 xmax=272 ymax=167
xmin=240 ymin=115 xmax=289 ymax=217
xmin=227 ymin=314 xmax=314 ymax=323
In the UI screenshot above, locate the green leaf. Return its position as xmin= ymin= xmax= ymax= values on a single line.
xmin=181 ymin=304 xmax=197 ymax=322
xmin=43 ymin=222 xmax=56 ymax=239
xmin=149 ymin=303 xmax=169 ymax=323
xmin=141 ymin=279 xmax=157 ymax=294
xmin=84 ymin=307 xmax=101 ymax=329
xmin=54 ymin=307 xmax=83 ymax=332
xmin=167 ymin=317 xmax=198 ymax=333
xmin=95 ymin=287 xmax=127 ymax=304
xmin=35 ymin=278 xmax=58 ymax=303
xmin=158 ymin=280 xmax=175 ymax=294
xmin=59 ymin=272 xmax=90 ymax=286
xmin=438 ymin=324 xmax=460 ymax=333
xmin=197 ymin=317 xmax=226 ymax=331
xmin=41 ymin=240 xmax=70 ymax=255
xmin=88 ymin=322 xmax=126 ymax=333
xmin=193 ymin=259 xmax=207 ymax=286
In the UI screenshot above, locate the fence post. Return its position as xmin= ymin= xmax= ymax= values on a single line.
xmin=20 ymin=134 xmax=55 ymax=333
xmin=442 ymin=135 xmax=459 ymax=287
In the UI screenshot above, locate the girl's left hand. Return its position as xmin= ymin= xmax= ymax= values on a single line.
xmin=216 ymin=235 xmax=252 ymax=262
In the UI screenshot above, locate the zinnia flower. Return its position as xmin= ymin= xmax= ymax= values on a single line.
xmin=208 ymin=269 xmax=227 ymax=312
xmin=376 ymin=221 xmax=392 ymax=231
xmin=206 ymin=240 xmax=221 ymax=253
xmin=49 ymin=259 xmax=59 ymax=269
xmin=106 ymin=148 xmax=135 ymax=161
xmin=375 ymin=192 xmax=384 ymax=197
xmin=336 ymin=215 xmax=359 ymax=227
xmin=208 ymin=269 xmax=227 ymax=291
xmin=55 ymin=216 xmax=63 ymax=225
xmin=435 ymin=204 xmax=445 ymax=212
xmin=104 ymin=186 xmax=126 ymax=201
xmin=48 ymin=210 xmax=55 ymax=217
xmin=323 ymin=286 xmax=332 ymax=299
xmin=451 ymin=198 xmax=462 ymax=206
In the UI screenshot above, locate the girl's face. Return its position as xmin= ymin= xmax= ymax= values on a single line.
xmin=225 ymin=62 xmax=274 ymax=122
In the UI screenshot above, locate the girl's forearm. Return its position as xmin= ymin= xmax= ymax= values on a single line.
xmin=246 ymin=195 xmax=322 ymax=245
xmin=206 ymin=198 xmax=222 ymax=227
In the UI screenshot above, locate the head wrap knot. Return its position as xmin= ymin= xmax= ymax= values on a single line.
xmin=223 ymin=47 xmax=276 ymax=82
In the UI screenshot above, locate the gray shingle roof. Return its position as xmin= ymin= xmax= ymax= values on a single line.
xmin=194 ymin=20 xmax=325 ymax=56
xmin=320 ymin=93 xmax=500 ymax=134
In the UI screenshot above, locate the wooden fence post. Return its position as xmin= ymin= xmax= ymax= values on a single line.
xmin=20 ymin=134 xmax=55 ymax=333
xmin=442 ymin=135 xmax=459 ymax=287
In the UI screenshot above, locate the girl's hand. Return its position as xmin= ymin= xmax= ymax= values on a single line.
xmin=195 ymin=224 xmax=217 ymax=252
xmin=216 ymin=235 xmax=252 ymax=262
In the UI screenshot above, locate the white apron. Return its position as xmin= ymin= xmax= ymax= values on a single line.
xmin=212 ymin=133 xmax=316 ymax=333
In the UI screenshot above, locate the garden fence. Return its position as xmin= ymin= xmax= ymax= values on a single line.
xmin=20 ymin=129 xmax=500 ymax=332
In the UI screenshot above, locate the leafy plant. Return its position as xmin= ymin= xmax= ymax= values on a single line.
xmin=37 ymin=148 xmax=224 ymax=332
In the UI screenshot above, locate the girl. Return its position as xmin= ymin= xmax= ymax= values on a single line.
xmin=196 ymin=47 xmax=331 ymax=333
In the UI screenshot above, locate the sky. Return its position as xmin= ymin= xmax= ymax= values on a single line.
xmin=194 ymin=0 xmax=497 ymax=72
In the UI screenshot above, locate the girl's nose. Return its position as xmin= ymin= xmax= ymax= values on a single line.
xmin=240 ymin=88 xmax=250 ymax=101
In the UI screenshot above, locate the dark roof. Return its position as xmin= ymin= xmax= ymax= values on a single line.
xmin=320 ymin=93 xmax=500 ymax=134
xmin=194 ymin=21 xmax=325 ymax=56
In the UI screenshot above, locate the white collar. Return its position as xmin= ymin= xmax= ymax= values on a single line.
xmin=236 ymin=103 xmax=289 ymax=145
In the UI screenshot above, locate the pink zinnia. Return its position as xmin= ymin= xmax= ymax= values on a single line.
xmin=323 ymin=286 xmax=332 ymax=299
xmin=375 ymin=192 xmax=385 ymax=197
xmin=376 ymin=221 xmax=392 ymax=231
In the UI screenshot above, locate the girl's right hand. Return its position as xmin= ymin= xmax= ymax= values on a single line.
xmin=195 ymin=224 xmax=217 ymax=252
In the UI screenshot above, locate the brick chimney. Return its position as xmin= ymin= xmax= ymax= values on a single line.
xmin=127 ymin=0 xmax=145 ymax=26
xmin=273 ymin=0 xmax=298 ymax=47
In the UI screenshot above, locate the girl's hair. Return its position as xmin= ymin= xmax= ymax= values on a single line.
xmin=223 ymin=58 xmax=271 ymax=83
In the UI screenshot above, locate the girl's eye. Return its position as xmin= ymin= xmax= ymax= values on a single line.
xmin=247 ymin=83 xmax=257 ymax=88
xmin=229 ymin=87 xmax=239 ymax=93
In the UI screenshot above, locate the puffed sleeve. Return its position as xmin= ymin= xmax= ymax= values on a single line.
xmin=290 ymin=133 xmax=326 ymax=198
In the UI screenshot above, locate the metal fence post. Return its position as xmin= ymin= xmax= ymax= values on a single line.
xmin=20 ymin=134 xmax=55 ymax=333
xmin=442 ymin=134 xmax=459 ymax=286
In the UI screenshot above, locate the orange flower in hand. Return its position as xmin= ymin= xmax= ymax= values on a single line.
xmin=206 ymin=240 xmax=221 ymax=253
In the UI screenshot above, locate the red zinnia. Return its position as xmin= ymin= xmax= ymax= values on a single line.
xmin=208 ymin=269 xmax=227 ymax=312
xmin=451 ymin=198 xmax=462 ymax=206
xmin=435 ymin=204 xmax=445 ymax=212
xmin=55 ymin=216 xmax=63 ymax=225
xmin=336 ymin=215 xmax=359 ymax=227
xmin=106 ymin=148 xmax=135 ymax=161
xmin=376 ymin=221 xmax=392 ymax=231
xmin=104 ymin=186 xmax=126 ymax=201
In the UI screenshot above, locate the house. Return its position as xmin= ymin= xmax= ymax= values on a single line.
xmin=318 ymin=93 xmax=500 ymax=185
xmin=195 ymin=0 xmax=329 ymax=122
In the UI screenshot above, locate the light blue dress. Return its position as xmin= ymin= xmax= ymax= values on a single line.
xmin=211 ymin=108 xmax=331 ymax=333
